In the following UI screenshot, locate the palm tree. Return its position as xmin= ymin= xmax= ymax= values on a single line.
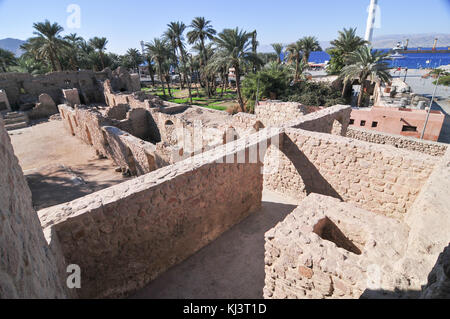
xmin=271 ymin=43 xmax=284 ymax=64
xmin=146 ymin=38 xmax=171 ymax=97
xmin=0 ymin=48 xmax=17 ymax=72
xmin=187 ymin=17 xmax=216 ymax=97
xmin=125 ymin=48 xmax=143 ymax=73
xmin=210 ymin=28 xmax=262 ymax=112
xmin=340 ymin=46 xmax=391 ymax=107
xmin=167 ymin=21 xmax=193 ymax=103
xmin=285 ymin=41 xmax=304 ymax=82
xmin=89 ymin=37 xmax=108 ymax=70
xmin=299 ymin=36 xmax=322 ymax=64
xmin=330 ymin=28 xmax=367 ymax=55
xmin=164 ymin=26 xmax=183 ymax=88
xmin=329 ymin=28 xmax=368 ymax=96
xmin=64 ymin=33 xmax=83 ymax=70
xmin=24 ymin=20 xmax=68 ymax=71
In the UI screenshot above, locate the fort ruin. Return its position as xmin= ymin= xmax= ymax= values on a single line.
xmin=1 ymin=72 xmax=449 ymax=299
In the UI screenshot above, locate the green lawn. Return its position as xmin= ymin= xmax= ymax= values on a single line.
xmin=142 ymin=86 xmax=237 ymax=112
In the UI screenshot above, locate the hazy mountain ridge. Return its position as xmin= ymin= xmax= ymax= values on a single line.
xmin=0 ymin=38 xmax=26 ymax=56
xmin=2 ymin=33 xmax=449 ymax=56
xmin=258 ymin=34 xmax=450 ymax=53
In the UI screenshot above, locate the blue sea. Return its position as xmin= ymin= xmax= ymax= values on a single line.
xmin=306 ymin=47 xmax=450 ymax=69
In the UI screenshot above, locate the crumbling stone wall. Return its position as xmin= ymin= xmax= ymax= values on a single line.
xmin=38 ymin=128 xmax=282 ymax=298
xmin=264 ymin=128 xmax=436 ymax=219
xmin=0 ymin=89 xmax=11 ymax=111
xmin=255 ymin=101 xmax=319 ymax=127
xmin=29 ymin=93 xmax=58 ymax=119
xmin=347 ymin=126 xmax=448 ymax=156
xmin=398 ymin=148 xmax=450 ymax=291
xmin=264 ymin=194 xmax=411 ymax=299
xmin=0 ymin=70 xmax=108 ymax=107
xmin=0 ymin=118 xmax=70 ymax=299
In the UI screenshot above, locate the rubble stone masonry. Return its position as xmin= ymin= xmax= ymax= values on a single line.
xmin=264 ymin=128 xmax=436 ymax=219
xmin=0 ymin=118 xmax=70 ymax=298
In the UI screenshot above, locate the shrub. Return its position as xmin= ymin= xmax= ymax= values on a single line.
xmin=433 ymin=75 xmax=450 ymax=86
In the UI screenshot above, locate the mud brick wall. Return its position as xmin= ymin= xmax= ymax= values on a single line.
xmin=264 ymin=128 xmax=436 ymax=219
xmin=347 ymin=127 xmax=448 ymax=156
xmin=0 ymin=118 xmax=70 ymax=298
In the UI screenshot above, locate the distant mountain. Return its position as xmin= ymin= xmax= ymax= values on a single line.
xmin=258 ymin=34 xmax=450 ymax=53
xmin=370 ymin=33 xmax=450 ymax=49
xmin=0 ymin=38 xmax=26 ymax=56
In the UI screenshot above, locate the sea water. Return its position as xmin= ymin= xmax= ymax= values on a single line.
xmin=306 ymin=47 xmax=450 ymax=69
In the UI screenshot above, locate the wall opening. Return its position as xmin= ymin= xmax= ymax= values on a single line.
xmin=371 ymin=121 xmax=378 ymax=128
xmin=402 ymin=125 xmax=417 ymax=132
xmin=0 ymin=102 xmax=7 ymax=111
xmin=360 ymin=120 xmax=366 ymax=127
xmin=313 ymin=217 xmax=362 ymax=255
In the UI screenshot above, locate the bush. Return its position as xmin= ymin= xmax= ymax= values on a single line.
xmin=283 ymin=81 xmax=346 ymax=106
xmin=242 ymin=63 xmax=291 ymax=103
xmin=433 ymin=75 xmax=450 ymax=86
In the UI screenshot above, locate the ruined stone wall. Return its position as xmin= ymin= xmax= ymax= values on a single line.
xmin=255 ymin=101 xmax=313 ymax=127
xmin=264 ymin=128 xmax=436 ymax=219
xmin=59 ymin=105 xmax=161 ymax=176
xmin=102 ymin=126 xmax=158 ymax=176
xmin=264 ymin=194 xmax=411 ymax=299
xmin=0 ymin=71 xmax=108 ymax=107
xmin=398 ymin=148 xmax=450 ymax=291
xmin=38 ymin=128 xmax=282 ymax=298
xmin=286 ymin=104 xmax=351 ymax=136
xmin=346 ymin=126 xmax=448 ymax=156
xmin=0 ymin=118 xmax=70 ymax=299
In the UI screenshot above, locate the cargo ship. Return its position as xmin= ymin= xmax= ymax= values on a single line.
xmin=391 ymin=39 xmax=450 ymax=54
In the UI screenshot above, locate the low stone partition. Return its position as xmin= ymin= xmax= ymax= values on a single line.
xmin=347 ymin=127 xmax=448 ymax=156
xmin=38 ymin=128 xmax=282 ymax=298
xmin=264 ymin=128 xmax=436 ymax=219
xmin=285 ymin=104 xmax=352 ymax=137
xmin=0 ymin=118 xmax=70 ymax=298
xmin=255 ymin=101 xmax=320 ymax=127
xmin=264 ymin=194 xmax=411 ymax=299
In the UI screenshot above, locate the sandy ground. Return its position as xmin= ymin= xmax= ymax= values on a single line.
xmin=131 ymin=191 xmax=298 ymax=299
xmin=9 ymin=120 xmax=129 ymax=210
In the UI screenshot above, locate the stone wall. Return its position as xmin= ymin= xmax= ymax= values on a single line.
xmin=0 ymin=71 xmax=108 ymax=107
xmin=398 ymin=147 xmax=450 ymax=291
xmin=0 ymin=118 xmax=70 ymax=298
xmin=347 ymin=126 xmax=448 ymax=156
xmin=59 ymin=105 xmax=163 ymax=176
xmin=255 ymin=101 xmax=319 ymax=127
xmin=264 ymin=194 xmax=411 ymax=299
xmin=0 ymin=89 xmax=11 ymax=111
xmin=38 ymin=128 xmax=282 ymax=298
xmin=286 ymin=104 xmax=351 ymax=136
xmin=264 ymin=128 xmax=436 ymax=219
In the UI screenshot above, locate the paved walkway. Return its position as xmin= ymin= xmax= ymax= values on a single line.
xmin=131 ymin=191 xmax=298 ymax=299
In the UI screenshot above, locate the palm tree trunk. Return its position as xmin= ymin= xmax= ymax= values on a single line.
xmin=100 ymin=51 xmax=105 ymax=70
xmin=295 ymin=58 xmax=299 ymax=82
xmin=235 ymin=67 xmax=245 ymax=113
xmin=358 ymin=81 xmax=365 ymax=107
xmin=157 ymin=63 xmax=166 ymax=97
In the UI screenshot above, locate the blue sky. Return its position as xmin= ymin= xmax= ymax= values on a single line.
xmin=0 ymin=0 xmax=449 ymax=54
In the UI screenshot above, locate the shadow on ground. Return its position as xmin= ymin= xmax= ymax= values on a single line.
xmin=131 ymin=197 xmax=297 ymax=299
xmin=26 ymin=163 xmax=128 ymax=210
